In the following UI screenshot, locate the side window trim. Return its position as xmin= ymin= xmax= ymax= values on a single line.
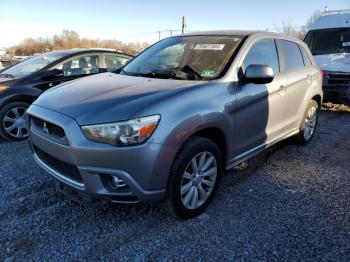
xmin=273 ymin=39 xmax=281 ymax=74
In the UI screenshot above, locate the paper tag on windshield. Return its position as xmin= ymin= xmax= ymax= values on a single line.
xmin=342 ymin=42 xmax=350 ymax=47
xmin=193 ymin=44 xmax=225 ymax=50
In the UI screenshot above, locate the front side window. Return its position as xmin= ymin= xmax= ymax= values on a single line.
xmin=105 ymin=55 xmax=130 ymax=72
xmin=242 ymin=38 xmax=280 ymax=74
xmin=1 ymin=52 xmax=65 ymax=78
xmin=122 ymin=35 xmax=244 ymax=80
xmin=56 ymin=55 xmax=100 ymax=76
xmin=282 ymin=40 xmax=304 ymax=70
xmin=304 ymin=28 xmax=350 ymax=55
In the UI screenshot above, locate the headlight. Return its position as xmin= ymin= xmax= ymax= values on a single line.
xmin=0 ymin=85 xmax=9 ymax=92
xmin=81 ymin=115 xmax=160 ymax=146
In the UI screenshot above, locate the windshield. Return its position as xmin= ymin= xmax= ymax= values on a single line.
xmin=122 ymin=35 xmax=243 ymax=80
xmin=1 ymin=52 xmax=66 ymax=78
xmin=304 ymin=28 xmax=350 ymax=55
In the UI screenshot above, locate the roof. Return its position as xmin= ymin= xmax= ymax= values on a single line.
xmin=310 ymin=11 xmax=350 ymax=30
xmin=46 ymin=48 xmax=133 ymax=57
xmin=182 ymin=30 xmax=261 ymax=37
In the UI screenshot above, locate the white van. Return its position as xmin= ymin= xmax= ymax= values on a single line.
xmin=304 ymin=9 xmax=350 ymax=103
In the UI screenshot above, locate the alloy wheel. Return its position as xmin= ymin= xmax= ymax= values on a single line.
xmin=303 ymin=105 xmax=317 ymax=140
xmin=180 ymin=151 xmax=217 ymax=209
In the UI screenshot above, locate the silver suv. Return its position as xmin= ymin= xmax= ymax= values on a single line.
xmin=28 ymin=31 xmax=323 ymax=218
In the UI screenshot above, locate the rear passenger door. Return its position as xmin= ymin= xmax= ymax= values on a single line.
xmin=278 ymin=40 xmax=311 ymax=132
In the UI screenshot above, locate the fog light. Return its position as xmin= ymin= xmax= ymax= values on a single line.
xmin=110 ymin=175 xmax=127 ymax=190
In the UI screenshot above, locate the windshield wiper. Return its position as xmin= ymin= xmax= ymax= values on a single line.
xmin=136 ymin=71 xmax=181 ymax=80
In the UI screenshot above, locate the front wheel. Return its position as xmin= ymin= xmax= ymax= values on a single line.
xmin=296 ymin=100 xmax=319 ymax=145
xmin=0 ymin=101 xmax=30 ymax=141
xmin=163 ymin=137 xmax=223 ymax=219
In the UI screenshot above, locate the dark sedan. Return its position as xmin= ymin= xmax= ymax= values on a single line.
xmin=0 ymin=48 xmax=132 ymax=141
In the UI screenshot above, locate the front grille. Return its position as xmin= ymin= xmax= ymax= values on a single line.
xmin=325 ymin=73 xmax=350 ymax=89
xmin=34 ymin=145 xmax=83 ymax=184
xmin=31 ymin=116 xmax=65 ymax=138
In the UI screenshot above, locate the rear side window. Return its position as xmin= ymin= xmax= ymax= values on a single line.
xmin=282 ymin=40 xmax=304 ymax=70
xmin=105 ymin=55 xmax=130 ymax=72
xmin=242 ymin=39 xmax=280 ymax=74
xmin=299 ymin=45 xmax=312 ymax=66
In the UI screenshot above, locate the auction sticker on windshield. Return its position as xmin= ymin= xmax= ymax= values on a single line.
xmin=193 ymin=44 xmax=225 ymax=50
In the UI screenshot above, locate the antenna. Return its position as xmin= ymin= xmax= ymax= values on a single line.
xmin=182 ymin=16 xmax=186 ymax=34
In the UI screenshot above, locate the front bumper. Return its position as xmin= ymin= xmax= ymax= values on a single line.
xmin=27 ymin=104 xmax=179 ymax=204
xmin=323 ymin=71 xmax=350 ymax=104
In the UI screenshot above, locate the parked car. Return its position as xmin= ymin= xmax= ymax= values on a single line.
xmin=304 ymin=9 xmax=350 ymax=104
xmin=0 ymin=48 xmax=132 ymax=141
xmin=28 ymin=31 xmax=323 ymax=218
xmin=0 ymin=58 xmax=20 ymax=71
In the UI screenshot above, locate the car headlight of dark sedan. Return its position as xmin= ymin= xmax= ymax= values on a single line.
xmin=0 ymin=85 xmax=9 ymax=92
xmin=81 ymin=115 xmax=161 ymax=146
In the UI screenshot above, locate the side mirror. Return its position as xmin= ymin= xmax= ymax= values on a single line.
xmin=39 ymin=69 xmax=63 ymax=80
xmin=242 ymin=64 xmax=274 ymax=84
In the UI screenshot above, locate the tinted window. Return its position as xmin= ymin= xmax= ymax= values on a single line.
xmin=105 ymin=55 xmax=130 ymax=72
xmin=299 ymin=45 xmax=312 ymax=66
xmin=242 ymin=39 xmax=279 ymax=74
xmin=56 ymin=55 xmax=100 ymax=76
xmin=282 ymin=40 xmax=304 ymax=70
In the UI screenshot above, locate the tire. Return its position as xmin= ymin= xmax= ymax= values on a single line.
xmin=0 ymin=101 xmax=30 ymax=141
xmin=296 ymin=100 xmax=319 ymax=145
xmin=163 ymin=137 xmax=223 ymax=219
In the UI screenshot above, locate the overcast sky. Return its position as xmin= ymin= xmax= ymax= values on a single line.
xmin=0 ymin=0 xmax=349 ymax=47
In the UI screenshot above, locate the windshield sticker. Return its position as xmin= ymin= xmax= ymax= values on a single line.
xmin=193 ymin=44 xmax=225 ymax=50
xmin=342 ymin=42 xmax=350 ymax=47
xmin=201 ymin=70 xmax=215 ymax=78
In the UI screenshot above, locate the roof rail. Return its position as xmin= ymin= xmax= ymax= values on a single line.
xmin=323 ymin=9 xmax=350 ymax=15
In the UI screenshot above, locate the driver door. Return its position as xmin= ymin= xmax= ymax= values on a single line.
xmin=234 ymin=38 xmax=288 ymax=156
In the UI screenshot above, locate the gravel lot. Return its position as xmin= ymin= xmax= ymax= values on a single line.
xmin=0 ymin=105 xmax=349 ymax=261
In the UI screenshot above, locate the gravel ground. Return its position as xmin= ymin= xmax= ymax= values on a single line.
xmin=0 ymin=106 xmax=349 ymax=261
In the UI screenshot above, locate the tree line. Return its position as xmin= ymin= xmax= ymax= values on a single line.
xmin=6 ymin=30 xmax=149 ymax=56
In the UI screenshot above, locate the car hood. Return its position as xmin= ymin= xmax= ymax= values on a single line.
xmin=34 ymin=73 xmax=204 ymax=125
xmin=315 ymin=53 xmax=350 ymax=73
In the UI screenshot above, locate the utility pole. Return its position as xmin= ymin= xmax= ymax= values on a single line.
xmin=158 ymin=31 xmax=161 ymax=41
xmin=182 ymin=16 xmax=186 ymax=34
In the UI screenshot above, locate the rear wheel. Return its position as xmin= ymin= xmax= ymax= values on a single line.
xmin=163 ymin=137 xmax=223 ymax=219
xmin=296 ymin=100 xmax=319 ymax=145
xmin=0 ymin=101 xmax=30 ymax=141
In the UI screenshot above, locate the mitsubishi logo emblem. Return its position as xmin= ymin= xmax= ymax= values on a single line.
xmin=43 ymin=122 xmax=49 ymax=134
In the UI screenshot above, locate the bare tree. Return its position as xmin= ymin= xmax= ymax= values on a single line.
xmin=273 ymin=10 xmax=322 ymax=40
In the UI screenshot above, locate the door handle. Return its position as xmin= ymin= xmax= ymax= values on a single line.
xmin=306 ymin=75 xmax=312 ymax=83
xmin=278 ymin=85 xmax=286 ymax=94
